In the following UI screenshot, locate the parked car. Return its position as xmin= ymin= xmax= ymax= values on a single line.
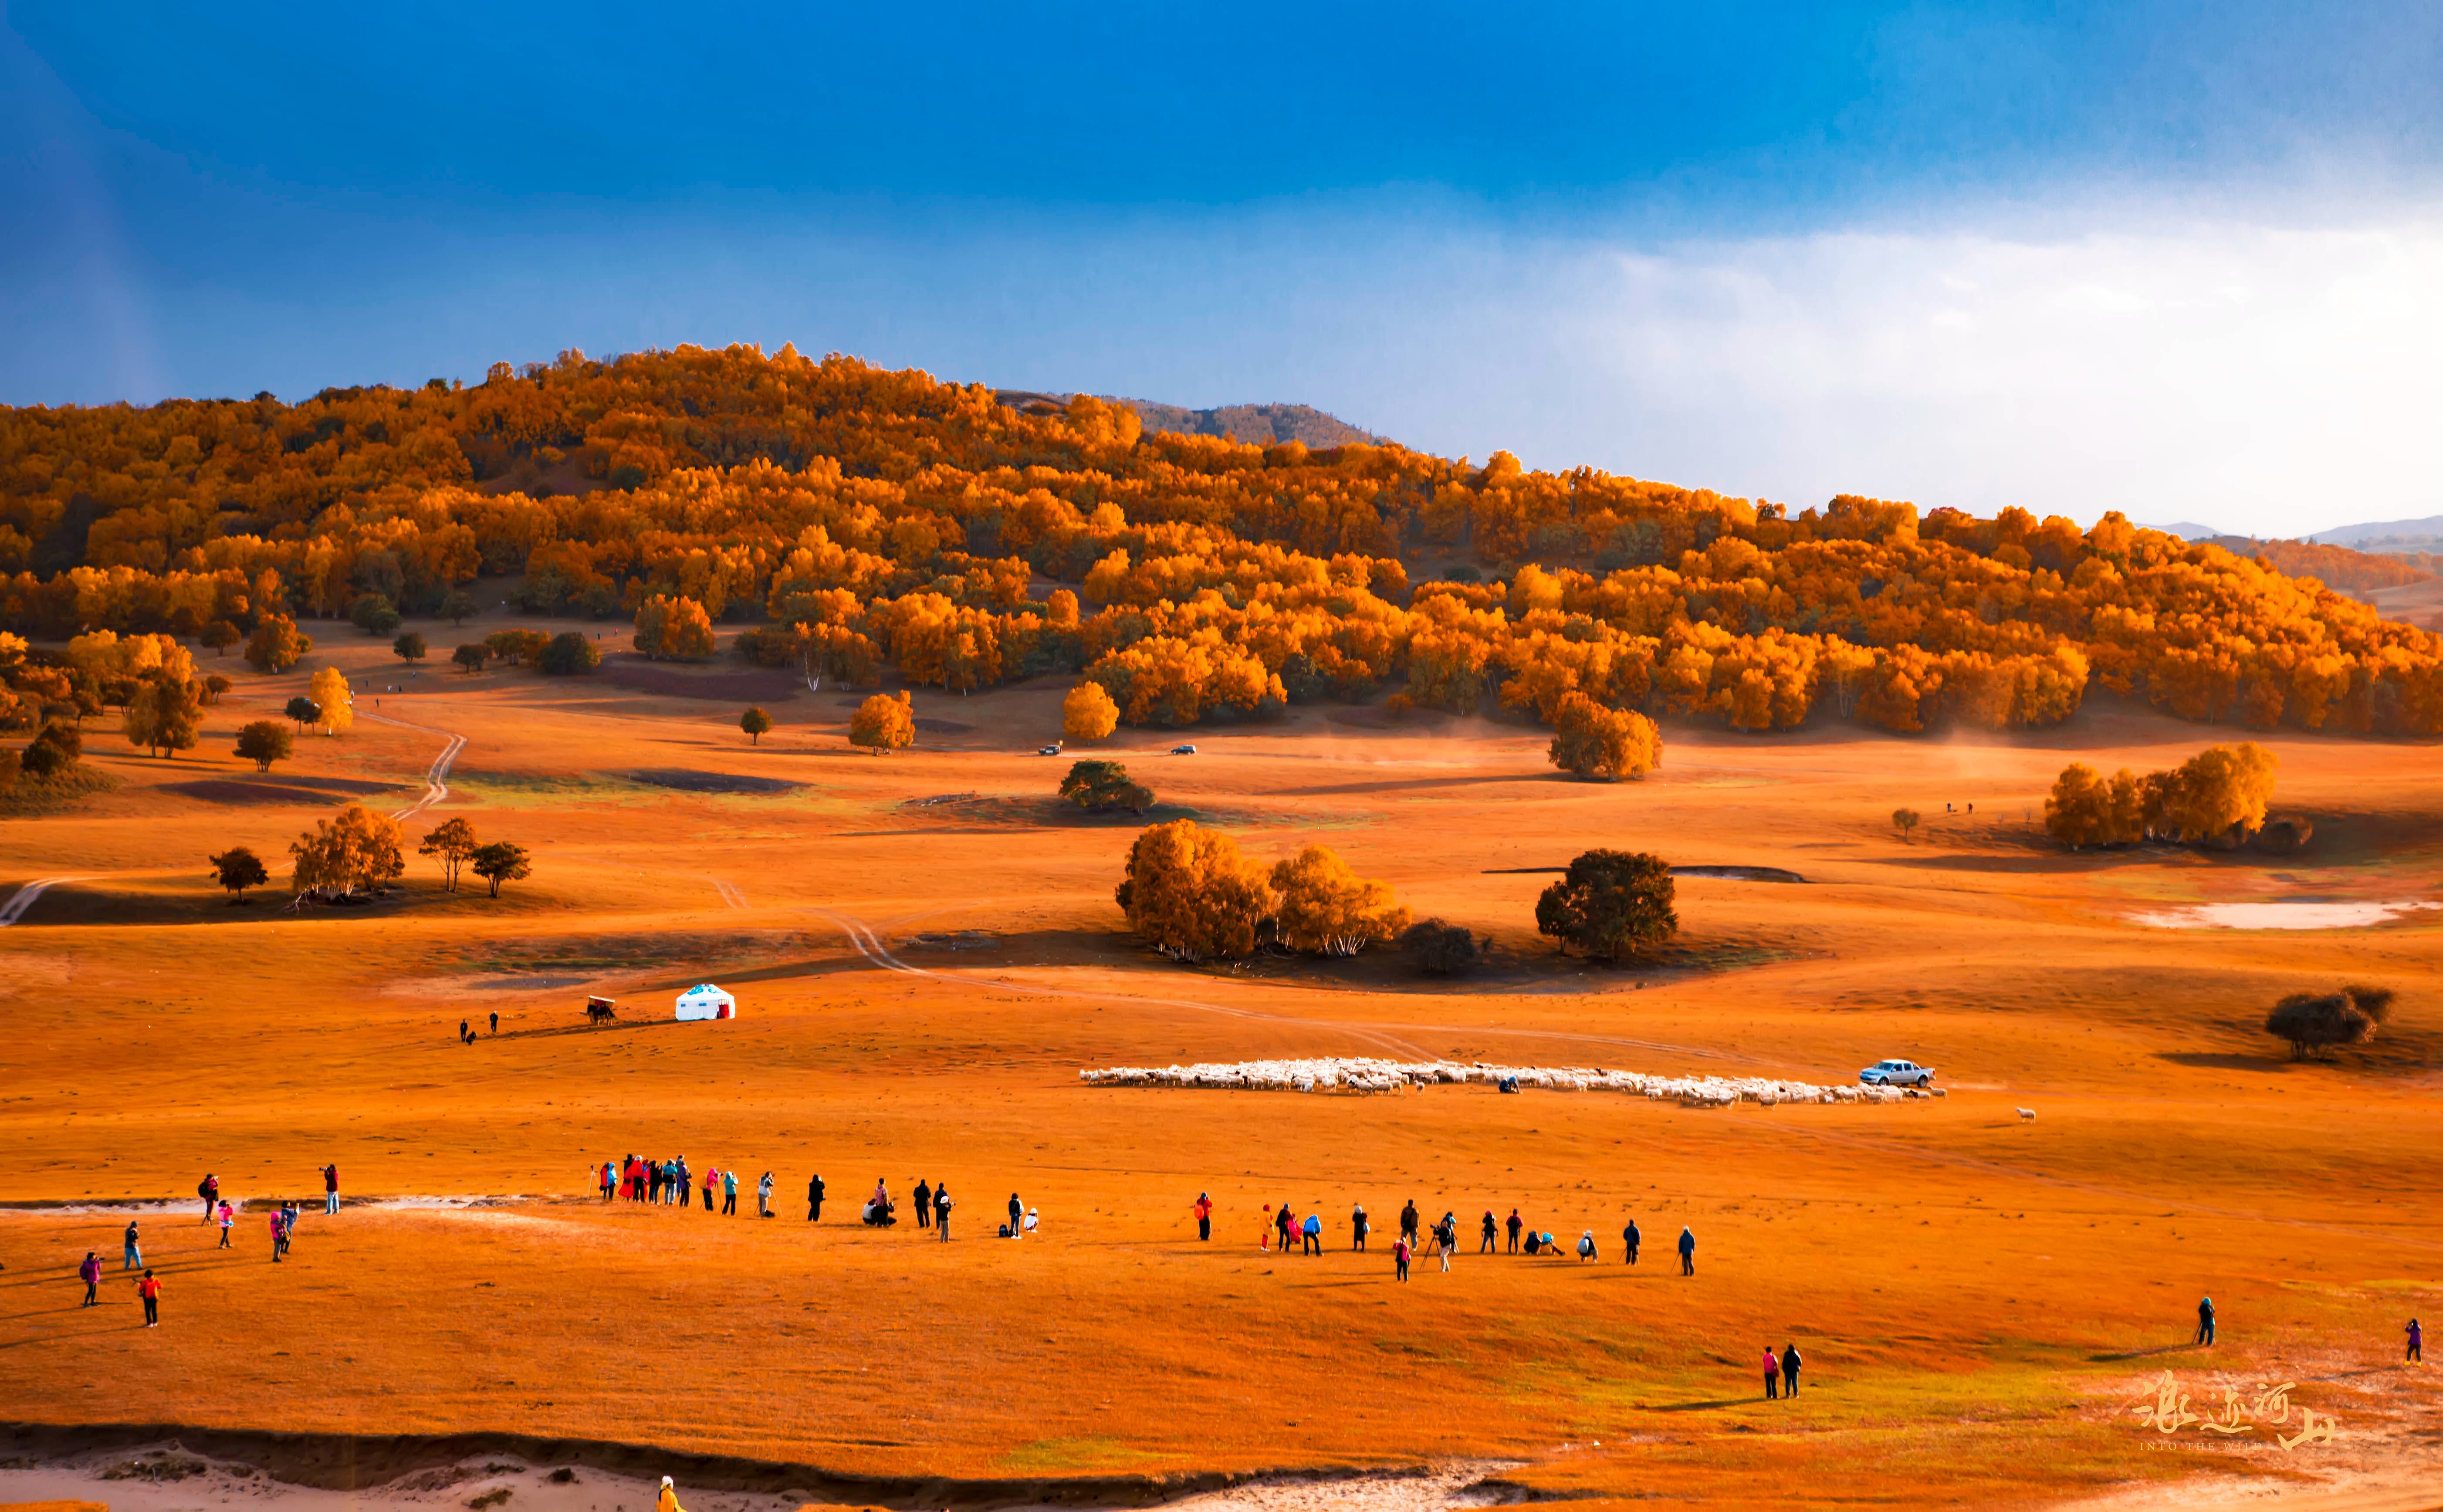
xmin=1859 ymin=1058 xmax=1935 ymax=1087
xmin=1036 ymin=743 xmax=1062 ymax=755
xmin=1171 ymin=743 xmax=1198 ymax=754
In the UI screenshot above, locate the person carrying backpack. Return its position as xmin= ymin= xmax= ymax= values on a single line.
xmin=1479 ymin=1211 xmax=1498 ymax=1254
xmin=1193 ymin=1191 xmax=1212 ymax=1241
xmin=198 ymin=1174 xmax=219 ymax=1222
xmin=79 ymin=1252 xmax=101 ymax=1306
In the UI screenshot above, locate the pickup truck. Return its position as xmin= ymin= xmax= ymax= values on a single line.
xmin=1859 ymin=1058 xmax=1935 ymax=1088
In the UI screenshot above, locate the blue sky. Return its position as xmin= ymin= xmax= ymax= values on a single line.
xmin=5 ymin=2 xmax=2440 ymax=535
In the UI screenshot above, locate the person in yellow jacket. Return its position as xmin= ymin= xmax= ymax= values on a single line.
xmin=657 ymin=1478 xmax=684 ymax=1512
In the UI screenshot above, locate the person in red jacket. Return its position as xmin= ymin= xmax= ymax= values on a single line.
xmin=1192 ymin=1192 xmax=1212 ymax=1241
xmin=321 ymin=1162 xmax=340 ymax=1216
xmin=139 ymin=1269 xmax=162 ymax=1326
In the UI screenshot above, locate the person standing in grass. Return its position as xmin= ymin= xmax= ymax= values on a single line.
xmin=933 ymin=1183 xmax=952 ymax=1240
xmin=807 ymin=1174 xmax=825 ymax=1222
xmin=1008 ymin=1192 xmax=1024 ymax=1239
xmin=1782 ymin=1343 xmax=1802 ymax=1396
xmin=1678 ymin=1226 xmax=1696 ymax=1276
xmin=2405 ymin=1318 xmax=2421 ymax=1363
xmin=322 ymin=1162 xmax=340 ymax=1216
xmin=2196 ymin=1296 xmax=2215 ymax=1346
xmin=1506 ymin=1209 xmax=1523 ymax=1253
xmin=1399 ymin=1199 xmax=1420 ymax=1251
xmin=1274 ymin=1203 xmax=1294 ymax=1253
xmin=79 ymin=1252 xmax=101 ymax=1306
xmin=1479 ymin=1211 xmax=1497 ymax=1254
xmin=1763 ymin=1346 xmax=1780 ymax=1399
xmin=199 ymin=1173 xmax=220 ymax=1223
xmin=1193 ymin=1191 xmax=1212 ymax=1241
xmin=123 ymin=1221 xmax=142 ymax=1270
xmin=758 ymin=1171 xmax=775 ymax=1218
xmin=721 ymin=1168 xmax=738 ymax=1216
xmin=913 ymin=1179 xmax=932 ymax=1230
xmin=1393 ymin=1236 xmax=1411 ymax=1282
xmin=139 ymin=1268 xmax=162 ymax=1328
xmin=1623 ymin=1220 xmax=1640 ymax=1265
xmin=701 ymin=1164 xmax=717 ymax=1211
xmin=1350 ymin=1203 xmax=1368 ymax=1252
xmin=217 ymin=1201 xmax=234 ymax=1248
xmin=270 ymin=1209 xmax=286 ymax=1263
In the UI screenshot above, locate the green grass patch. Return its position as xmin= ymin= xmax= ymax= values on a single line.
xmin=992 ymin=1437 xmax=1164 ymax=1474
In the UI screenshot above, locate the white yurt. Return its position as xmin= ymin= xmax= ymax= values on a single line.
xmin=674 ymin=984 xmax=736 ymax=1021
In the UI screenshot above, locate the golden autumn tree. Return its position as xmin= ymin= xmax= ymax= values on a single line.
xmin=1062 ymin=681 xmax=1119 ymax=742
xmin=634 ymin=594 xmax=716 ymax=660
xmin=309 ymin=666 xmax=354 ymax=734
xmin=849 ymin=690 xmax=914 ymax=754
xmin=1269 ymin=845 xmax=1409 ymax=956
xmin=1113 ymin=820 xmax=1276 ymax=962
xmin=245 ymin=616 xmax=310 ymax=673
xmin=291 ymin=803 xmax=406 ymax=896
xmin=1546 ymin=693 xmax=1661 ymax=781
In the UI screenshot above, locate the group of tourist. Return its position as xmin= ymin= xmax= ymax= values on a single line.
xmin=859 ymin=1180 xmax=1039 ymax=1241
xmin=1245 ymin=1197 xmax=1699 ymax=1277
xmin=600 ymin=1155 xmax=776 ymax=1218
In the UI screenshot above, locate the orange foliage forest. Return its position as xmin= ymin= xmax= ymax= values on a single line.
xmin=7 ymin=343 xmax=2442 ymax=740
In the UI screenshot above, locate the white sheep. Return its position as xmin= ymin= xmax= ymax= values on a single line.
xmin=2017 ymin=1107 xmax=2036 ymax=1122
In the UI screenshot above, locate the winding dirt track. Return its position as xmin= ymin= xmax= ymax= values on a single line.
xmin=0 ymin=707 xmax=465 ymax=926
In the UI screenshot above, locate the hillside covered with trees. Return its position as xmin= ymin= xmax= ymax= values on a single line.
xmin=5 ymin=344 xmax=2441 ymax=738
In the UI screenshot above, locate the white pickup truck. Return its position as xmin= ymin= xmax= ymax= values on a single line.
xmin=1859 ymin=1058 xmax=1935 ymax=1088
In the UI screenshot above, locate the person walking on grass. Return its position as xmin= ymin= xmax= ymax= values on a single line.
xmin=1303 ymin=1210 xmax=1322 ymax=1256
xmin=1437 ymin=1215 xmax=1454 ymax=1272
xmin=123 ymin=1221 xmax=142 ymax=1271
xmin=913 ymin=1179 xmax=933 ymax=1230
xmin=1624 ymin=1219 xmax=1641 ymax=1265
xmin=1678 ymin=1225 xmax=1696 ymax=1276
xmin=217 ymin=1201 xmax=234 ymax=1248
xmin=322 ymin=1162 xmax=340 ymax=1216
xmin=933 ymin=1183 xmax=952 ymax=1240
xmin=488 ymin=1011 xmax=498 ymax=1036
xmin=1782 ymin=1343 xmax=1802 ymax=1396
xmin=2406 ymin=1319 xmax=2422 ymax=1364
xmin=199 ymin=1173 xmax=220 ymax=1223
xmin=1350 ymin=1203 xmax=1369 ymax=1252
xmin=1506 ymin=1209 xmax=1523 ymax=1254
xmin=2196 ymin=1296 xmax=2216 ymax=1346
xmin=808 ymin=1174 xmax=825 ymax=1222
xmin=721 ymin=1168 xmax=738 ymax=1216
xmin=1009 ymin=1192 xmax=1025 ymax=1240
xmin=139 ymin=1268 xmax=162 ymax=1328
xmin=79 ymin=1252 xmax=101 ymax=1306
xmin=758 ymin=1171 xmax=775 ymax=1218
xmin=1479 ymin=1211 xmax=1498 ymax=1255
xmin=1193 ymin=1191 xmax=1212 ymax=1241
xmin=1763 ymin=1346 xmax=1780 ymax=1399
xmin=1399 ymin=1200 xmax=1420 ymax=1251
xmin=1394 ymin=1236 xmax=1411 ymax=1282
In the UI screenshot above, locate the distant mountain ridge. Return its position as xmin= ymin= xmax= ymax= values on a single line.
xmin=2309 ymin=513 xmax=2443 ymax=554
xmin=994 ymin=390 xmax=1385 ymax=448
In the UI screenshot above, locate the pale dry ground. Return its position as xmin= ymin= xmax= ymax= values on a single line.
xmin=2 ymin=617 xmax=2439 ymax=1509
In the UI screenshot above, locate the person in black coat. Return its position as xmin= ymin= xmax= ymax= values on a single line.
xmin=913 ymin=1179 xmax=933 ymax=1229
xmin=1678 ymin=1225 xmax=1696 ymax=1275
xmin=806 ymin=1174 xmax=825 ymax=1221
xmin=1781 ymin=1343 xmax=1801 ymax=1395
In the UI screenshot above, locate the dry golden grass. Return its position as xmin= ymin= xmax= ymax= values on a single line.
xmin=2 ymin=618 xmax=2439 ymax=1506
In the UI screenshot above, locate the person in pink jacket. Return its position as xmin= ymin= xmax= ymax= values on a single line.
xmin=78 ymin=1252 xmax=102 ymax=1306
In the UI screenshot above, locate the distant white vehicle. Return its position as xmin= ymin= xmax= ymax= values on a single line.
xmin=1859 ymin=1058 xmax=1934 ymax=1087
xmin=1171 ymin=743 xmax=1198 ymax=754
xmin=1037 ymin=743 xmax=1062 ymax=755
xmin=675 ymin=984 xmax=736 ymax=1022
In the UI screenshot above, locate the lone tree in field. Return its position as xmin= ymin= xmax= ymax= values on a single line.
xmin=284 ymin=695 xmax=320 ymax=732
xmin=234 ymin=719 xmax=294 ymax=773
xmin=122 ymin=673 xmax=203 ymax=758
xmin=245 ymin=615 xmax=310 ymax=673
xmin=1891 ymin=807 xmax=1920 ymax=843
xmin=418 ymin=816 xmax=480 ymax=892
xmin=1546 ymin=693 xmax=1662 ymax=781
xmin=310 ymin=666 xmax=354 ymax=734
xmin=1059 ymin=759 xmax=1151 ymax=814
xmin=202 ymin=673 xmax=232 ymax=704
xmin=850 ymin=691 xmax=914 ymax=754
xmin=539 ymin=631 xmax=601 ymax=675
xmin=393 ymin=632 xmax=427 ymax=664
xmin=1399 ymin=919 xmax=1481 ymax=976
xmin=2265 ymin=984 xmax=2396 ymax=1060
xmin=209 ymin=846 xmax=270 ymax=903
xmin=1270 ymin=845 xmax=1409 ymax=956
xmin=290 ymin=803 xmax=406 ymax=897
xmin=470 ymin=840 xmax=532 ymax=898
xmin=1114 ymin=819 xmax=1277 ymax=963
xmin=1535 ymin=849 xmax=1678 ymax=962
xmin=452 ymin=643 xmax=489 ymax=673
xmin=440 ymin=589 xmax=479 ymax=626
xmin=741 ymin=707 xmax=772 ymax=745
xmin=201 ymin=620 xmax=241 ymax=656
xmin=1062 ymin=681 xmax=1120 ymax=742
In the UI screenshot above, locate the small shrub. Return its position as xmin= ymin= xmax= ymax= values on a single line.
xmin=538 ymin=631 xmax=601 ymax=676
xmin=1398 ymin=919 xmax=1480 ymax=975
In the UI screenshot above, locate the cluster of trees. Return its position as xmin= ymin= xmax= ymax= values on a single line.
xmin=1113 ymin=821 xmax=1409 ymax=961
xmin=1059 ymin=759 xmax=1152 ymax=814
xmin=2264 ymin=984 xmax=2396 ymax=1059
xmin=2044 ymin=742 xmax=2280 ymax=848
xmin=208 ymin=812 xmax=531 ymax=902
xmin=849 ymin=691 xmax=913 ymax=753
xmin=450 ymin=627 xmax=598 ymax=675
xmin=1535 ymin=850 xmax=1678 ymax=961
xmin=10 ymin=346 xmax=2441 ymax=745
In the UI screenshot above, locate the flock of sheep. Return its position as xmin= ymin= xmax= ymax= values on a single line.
xmin=1078 ymin=1057 xmax=1937 ymax=1107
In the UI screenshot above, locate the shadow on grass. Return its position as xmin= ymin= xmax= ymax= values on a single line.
xmin=2088 ymin=1343 xmax=2207 ymax=1362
